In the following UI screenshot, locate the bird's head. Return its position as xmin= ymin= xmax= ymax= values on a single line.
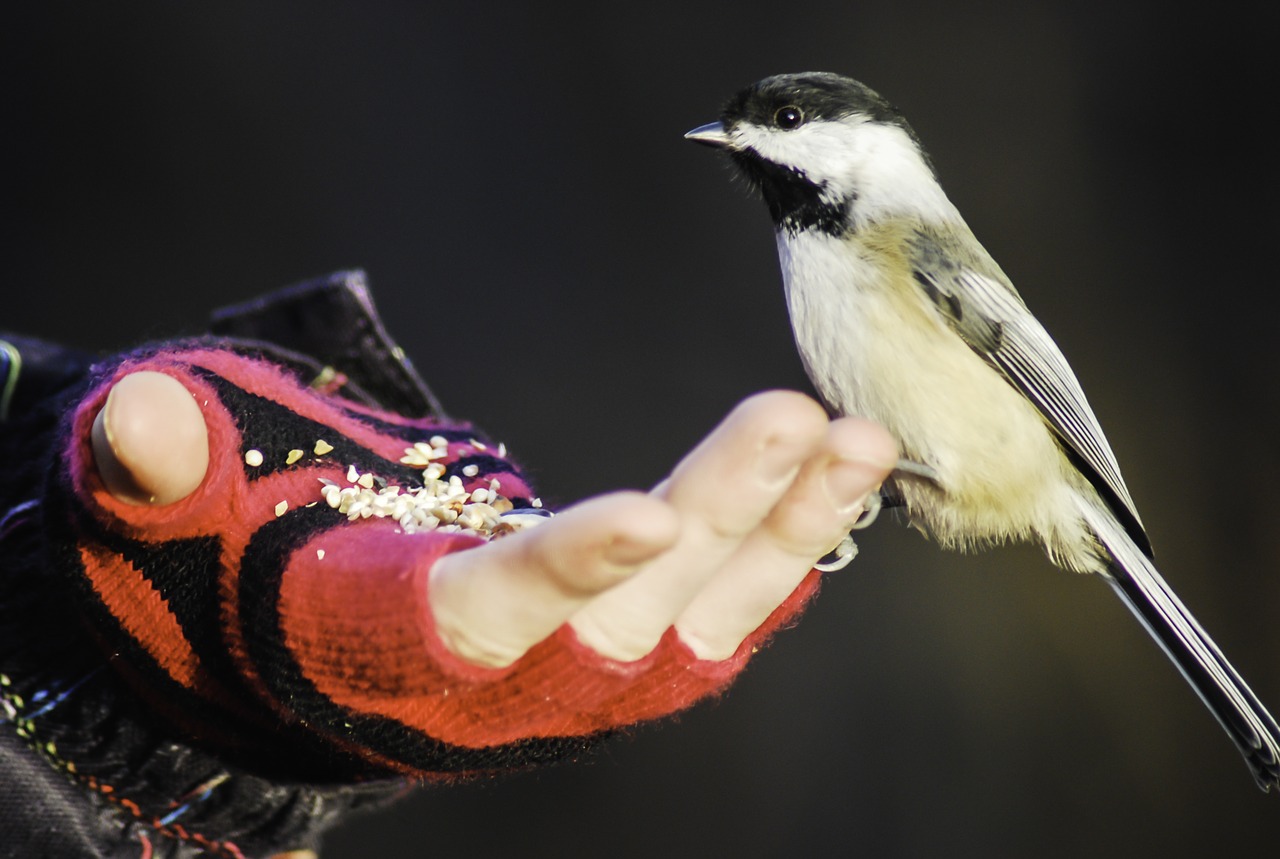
xmin=687 ymin=72 xmax=952 ymax=235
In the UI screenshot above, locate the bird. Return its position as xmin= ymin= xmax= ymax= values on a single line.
xmin=685 ymin=71 xmax=1280 ymax=791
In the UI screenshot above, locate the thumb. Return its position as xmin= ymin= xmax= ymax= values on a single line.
xmin=90 ymin=370 xmax=209 ymax=505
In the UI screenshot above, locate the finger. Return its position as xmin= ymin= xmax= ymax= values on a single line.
xmin=429 ymin=491 xmax=680 ymax=668
xmin=90 ymin=371 xmax=210 ymax=505
xmin=675 ymin=418 xmax=897 ymax=659
xmin=569 ymin=390 xmax=829 ymax=661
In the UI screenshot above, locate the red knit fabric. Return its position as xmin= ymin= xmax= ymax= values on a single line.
xmin=278 ymin=524 xmax=822 ymax=748
xmin=58 ymin=345 xmax=821 ymax=774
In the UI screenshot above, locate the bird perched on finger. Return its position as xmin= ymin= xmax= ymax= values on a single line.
xmin=686 ymin=71 xmax=1280 ymax=791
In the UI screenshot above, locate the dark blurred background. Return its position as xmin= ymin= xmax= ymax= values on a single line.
xmin=7 ymin=2 xmax=1280 ymax=856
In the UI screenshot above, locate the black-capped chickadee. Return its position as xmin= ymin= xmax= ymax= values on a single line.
xmin=686 ymin=71 xmax=1279 ymax=791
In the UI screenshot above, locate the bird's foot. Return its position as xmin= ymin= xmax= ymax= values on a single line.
xmin=815 ymin=458 xmax=938 ymax=572
xmin=849 ymin=458 xmax=937 ymax=531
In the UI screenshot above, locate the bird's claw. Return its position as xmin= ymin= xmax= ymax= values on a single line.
xmin=814 ymin=533 xmax=858 ymax=572
xmin=850 ymin=489 xmax=883 ymax=530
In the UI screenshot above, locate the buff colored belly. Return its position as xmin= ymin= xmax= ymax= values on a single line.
xmin=778 ymin=229 xmax=1092 ymax=560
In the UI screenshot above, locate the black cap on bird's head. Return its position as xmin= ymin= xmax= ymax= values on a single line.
xmin=687 ymin=72 xmax=938 ymax=236
xmin=731 ymin=73 xmax=906 ymax=134
xmin=685 ymin=72 xmax=917 ymax=156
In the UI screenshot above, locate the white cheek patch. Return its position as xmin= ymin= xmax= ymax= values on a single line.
xmin=731 ymin=119 xmax=868 ymax=190
xmin=730 ymin=117 xmax=956 ymax=224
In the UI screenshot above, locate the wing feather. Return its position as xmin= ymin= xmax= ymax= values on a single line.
xmin=908 ymin=229 xmax=1152 ymax=556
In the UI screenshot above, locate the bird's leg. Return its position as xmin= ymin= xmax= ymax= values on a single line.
xmin=890 ymin=457 xmax=939 ymax=483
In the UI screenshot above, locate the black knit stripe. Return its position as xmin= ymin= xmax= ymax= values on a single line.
xmin=335 ymin=405 xmax=475 ymax=443
xmin=333 ymin=407 xmax=535 ymax=497
xmin=92 ymin=528 xmax=238 ymax=695
xmin=446 ymin=453 xmax=525 ymax=484
xmin=43 ymin=472 xmax=295 ymax=762
xmin=190 ymin=369 xmax=429 ymax=485
xmin=193 ymin=367 xmax=535 ymax=504
xmin=237 ymin=505 xmax=607 ymax=773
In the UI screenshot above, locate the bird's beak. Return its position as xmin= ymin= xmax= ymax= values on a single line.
xmin=684 ymin=121 xmax=733 ymax=149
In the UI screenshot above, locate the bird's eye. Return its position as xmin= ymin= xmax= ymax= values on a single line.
xmin=774 ymin=106 xmax=805 ymax=130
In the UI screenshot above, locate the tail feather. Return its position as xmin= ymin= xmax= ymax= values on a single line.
xmin=1077 ymin=498 xmax=1280 ymax=790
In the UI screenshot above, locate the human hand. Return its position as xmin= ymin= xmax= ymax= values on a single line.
xmin=92 ymin=374 xmax=896 ymax=668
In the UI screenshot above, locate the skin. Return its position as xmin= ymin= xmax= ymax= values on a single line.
xmin=91 ymin=371 xmax=210 ymax=505
xmin=91 ymin=371 xmax=896 ymax=667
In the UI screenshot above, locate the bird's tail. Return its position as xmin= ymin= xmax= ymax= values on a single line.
xmin=1077 ymin=498 xmax=1280 ymax=790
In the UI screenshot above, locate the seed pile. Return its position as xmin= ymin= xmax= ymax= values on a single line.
xmin=318 ymin=436 xmax=537 ymax=539
xmin=246 ymin=434 xmax=545 ymax=541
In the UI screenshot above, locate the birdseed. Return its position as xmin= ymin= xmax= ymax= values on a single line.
xmin=306 ymin=443 xmax=542 ymax=540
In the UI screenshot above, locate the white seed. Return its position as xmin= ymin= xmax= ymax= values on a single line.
xmin=461 ymin=464 xmax=479 ymax=477
xmin=314 ymin=439 xmax=334 ymax=456
xmin=274 ymin=500 xmax=288 ymax=517
xmin=346 ymin=465 xmax=360 ymax=483
xmin=316 ymin=549 xmax=326 ymax=560
xmin=357 ymin=472 xmax=375 ymax=490
xmin=285 ymin=449 xmax=304 ymax=465
xmin=244 ymin=449 xmax=264 ymax=467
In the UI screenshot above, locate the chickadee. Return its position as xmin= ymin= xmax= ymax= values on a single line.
xmin=686 ymin=71 xmax=1280 ymax=790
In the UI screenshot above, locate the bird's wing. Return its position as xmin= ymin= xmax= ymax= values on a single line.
xmin=907 ymin=228 xmax=1152 ymax=557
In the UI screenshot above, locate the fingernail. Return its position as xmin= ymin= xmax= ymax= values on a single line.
xmin=823 ymin=458 xmax=882 ymax=516
xmin=756 ymin=437 xmax=809 ymax=488
xmin=602 ymin=532 xmax=667 ymax=567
